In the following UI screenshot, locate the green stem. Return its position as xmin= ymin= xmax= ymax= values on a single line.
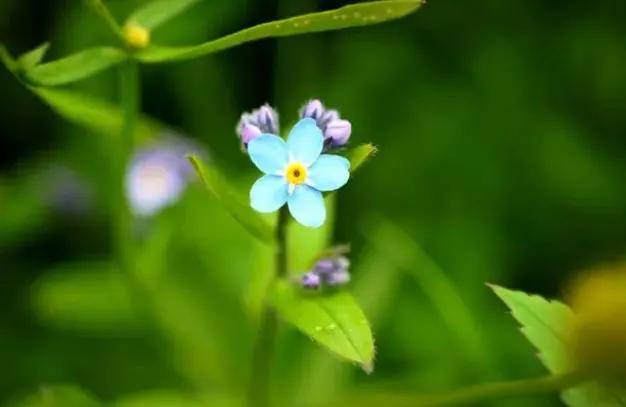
xmin=248 ymin=207 xmax=289 ymax=407
xmin=85 ymin=0 xmax=122 ymax=38
xmin=335 ymin=372 xmax=585 ymax=406
xmin=117 ymin=59 xmax=139 ymax=275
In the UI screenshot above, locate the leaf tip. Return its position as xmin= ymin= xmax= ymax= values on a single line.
xmin=361 ymin=361 xmax=375 ymax=374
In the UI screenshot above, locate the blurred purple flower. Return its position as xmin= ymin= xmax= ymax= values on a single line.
xmin=126 ymin=133 xmax=205 ymax=217
xmin=236 ymin=103 xmax=280 ymax=149
xmin=301 ymin=255 xmax=351 ymax=289
xmin=43 ymin=165 xmax=93 ymax=215
xmin=301 ymin=271 xmax=322 ymax=289
xmin=299 ymin=99 xmax=352 ymax=149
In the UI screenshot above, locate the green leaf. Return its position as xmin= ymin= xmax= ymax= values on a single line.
xmin=270 ymin=280 xmax=375 ymax=370
xmin=370 ymin=219 xmax=491 ymax=372
xmin=30 ymin=87 xmax=159 ymax=140
xmin=188 ymin=154 xmax=274 ymax=244
xmin=345 ymin=143 xmax=377 ymax=172
xmin=490 ymin=285 xmax=626 ymax=406
xmin=9 ymin=385 xmax=101 ymax=407
xmin=136 ymin=0 xmax=424 ymax=62
xmin=17 ymin=42 xmax=50 ymax=71
xmin=24 ymin=47 xmax=127 ymax=86
xmin=31 ymin=263 xmax=143 ymax=333
xmin=126 ymin=0 xmax=202 ymax=30
xmin=0 ymin=43 xmax=18 ymax=73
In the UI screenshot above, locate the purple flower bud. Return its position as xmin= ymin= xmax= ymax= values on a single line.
xmin=324 ymin=119 xmax=352 ymax=147
xmin=314 ymin=259 xmax=336 ymax=276
xmin=257 ymin=104 xmax=279 ymax=134
xmin=301 ymin=272 xmax=321 ymax=289
xmin=319 ymin=109 xmax=339 ymax=129
xmin=300 ymin=99 xmax=324 ymax=121
xmin=326 ymin=269 xmax=351 ymax=286
xmin=240 ymin=123 xmax=262 ymax=146
xmin=237 ymin=104 xmax=280 ymax=150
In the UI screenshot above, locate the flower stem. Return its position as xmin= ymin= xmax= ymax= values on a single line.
xmin=334 ymin=372 xmax=585 ymax=406
xmin=248 ymin=207 xmax=289 ymax=407
xmin=117 ymin=59 xmax=139 ymax=275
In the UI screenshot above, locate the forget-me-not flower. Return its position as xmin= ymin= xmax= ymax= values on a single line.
xmin=126 ymin=134 xmax=204 ymax=217
xmin=248 ymin=118 xmax=350 ymax=228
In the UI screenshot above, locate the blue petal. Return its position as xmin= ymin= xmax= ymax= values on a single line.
xmin=287 ymin=185 xmax=325 ymax=228
xmin=250 ymin=175 xmax=288 ymax=212
xmin=248 ymin=134 xmax=288 ymax=174
xmin=307 ymin=154 xmax=350 ymax=191
xmin=286 ymin=118 xmax=323 ymax=166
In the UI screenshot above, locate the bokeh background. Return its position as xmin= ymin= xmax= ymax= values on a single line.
xmin=1 ymin=0 xmax=626 ymax=405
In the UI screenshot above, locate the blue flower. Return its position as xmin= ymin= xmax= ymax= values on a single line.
xmin=248 ymin=118 xmax=350 ymax=228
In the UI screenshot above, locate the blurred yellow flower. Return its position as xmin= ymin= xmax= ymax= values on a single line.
xmin=567 ymin=264 xmax=626 ymax=385
xmin=123 ymin=22 xmax=150 ymax=49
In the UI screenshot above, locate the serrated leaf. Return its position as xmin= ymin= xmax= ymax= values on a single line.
xmin=17 ymin=42 xmax=50 ymax=71
xmin=270 ymin=280 xmax=375 ymax=368
xmin=491 ymin=284 xmax=626 ymax=406
xmin=188 ymin=154 xmax=274 ymax=244
xmin=24 ymin=47 xmax=126 ymax=86
xmin=31 ymin=263 xmax=142 ymax=333
xmin=136 ymin=0 xmax=424 ymax=62
xmin=126 ymin=0 xmax=202 ymax=30
xmin=31 ymin=87 xmax=159 ymax=140
xmin=345 ymin=143 xmax=377 ymax=172
xmin=490 ymin=284 xmax=574 ymax=373
xmin=9 ymin=385 xmax=101 ymax=407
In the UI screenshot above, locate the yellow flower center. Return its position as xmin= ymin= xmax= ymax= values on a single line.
xmin=123 ymin=22 xmax=150 ymax=49
xmin=285 ymin=162 xmax=307 ymax=185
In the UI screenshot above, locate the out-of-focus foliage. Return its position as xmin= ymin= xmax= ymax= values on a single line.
xmin=1 ymin=0 xmax=625 ymax=406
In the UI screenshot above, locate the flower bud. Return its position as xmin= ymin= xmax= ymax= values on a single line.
xmin=258 ymin=104 xmax=279 ymax=135
xmin=301 ymin=272 xmax=321 ymax=289
xmin=567 ymin=265 xmax=626 ymax=385
xmin=300 ymin=99 xmax=324 ymax=121
xmin=239 ymin=123 xmax=262 ymax=146
xmin=326 ymin=269 xmax=351 ymax=286
xmin=324 ymin=119 xmax=352 ymax=147
xmin=236 ymin=104 xmax=279 ymax=151
xmin=123 ymin=22 xmax=150 ymax=49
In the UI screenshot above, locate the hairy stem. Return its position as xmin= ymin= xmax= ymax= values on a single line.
xmin=248 ymin=207 xmax=289 ymax=407
xmin=117 ymin=60 xmax=139 ymax=275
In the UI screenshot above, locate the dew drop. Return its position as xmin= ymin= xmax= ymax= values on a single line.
xmin=327 ymin=323 xmax=337 ymax=330
xmin=315 ymin=326 xmax=323 ymax=332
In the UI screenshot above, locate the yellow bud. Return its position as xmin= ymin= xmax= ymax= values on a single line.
xmin=123 ymin=22 xmax=150 ymax=49
xmin=567 ymin=264 xmax=626 ymax=385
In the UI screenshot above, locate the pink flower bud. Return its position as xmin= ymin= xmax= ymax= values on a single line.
xmin=240 ymin=123 xmax=262 ymax=146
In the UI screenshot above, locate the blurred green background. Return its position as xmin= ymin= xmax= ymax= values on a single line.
xmin=1 ymin=0 xmax=625 ymax=405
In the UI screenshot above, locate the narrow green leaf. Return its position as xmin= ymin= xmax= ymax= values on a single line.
xmin=270 ymin=280 xmax=375 ymax=369
xmin=17 ymin=42 xmax=50 ymax=71
xmin=24 ymin=47 xmax=127 ymax=86
xmin=127 ymin=0 xmax=202 ymax=30
xmin=188 ymin=154 xmax=274 ymax=244
xmin=85 ymin=0 xmax=123 ymax=37
xmin=345 ymin=143 xmax=377 ymax=172
xmin=9 ymin=385 xmax=101 ymax=407
xmin=30 ymin=87 xmax=159 ymax=140
xmin=136 ymin=0 xmax=424 ymax=62
xmin=490 ymin=285 xmax=626 ymax=406
xmin=0 ymin=43 xmax=18 ymax=73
